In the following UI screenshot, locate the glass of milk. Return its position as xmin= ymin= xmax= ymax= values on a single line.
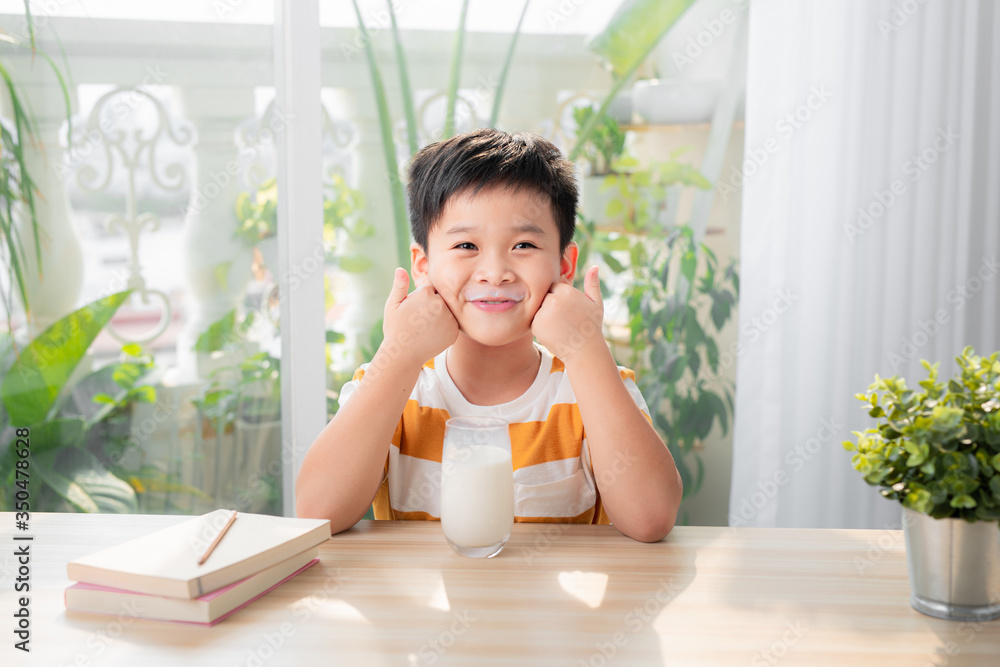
xmin=440 ymin=416 xmax=515 ymax=558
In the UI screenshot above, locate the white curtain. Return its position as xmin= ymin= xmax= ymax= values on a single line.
xmin=730 ymin=0 xmax=1000 ymax=529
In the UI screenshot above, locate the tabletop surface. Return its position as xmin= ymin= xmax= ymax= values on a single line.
xmin=2 ymin=512 xmax=998 ymax=666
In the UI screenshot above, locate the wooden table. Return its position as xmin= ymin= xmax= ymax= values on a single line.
xmin=2 ymin=513 xmax=998 ymax=666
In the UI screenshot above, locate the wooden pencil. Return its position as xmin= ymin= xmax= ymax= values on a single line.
xmin=197 ymin=510 xmax=238 ymax=565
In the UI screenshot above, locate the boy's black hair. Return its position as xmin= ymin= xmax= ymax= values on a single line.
xmin=406 ymin=128 xmax=579 ymax=252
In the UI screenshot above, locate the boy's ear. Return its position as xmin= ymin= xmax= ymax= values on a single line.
xmin=411 ymin=242 xmax=429 ymax=286
xmin=560 ymin=242 xmax=579 ymax=284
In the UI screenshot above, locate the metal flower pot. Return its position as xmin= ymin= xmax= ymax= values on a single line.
xmin=903 ymin=507 xmax=1000 ymax=621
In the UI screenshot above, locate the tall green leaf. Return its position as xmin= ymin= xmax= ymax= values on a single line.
xmin=350 ymin=0 xmax=411 ymax=271
xmin=0 ymin=28 xmax=74 ymax=317
xmin=387 ymin=1 xmax=419 ymax=156
xmin=489 ymin=0 xmax=531 ymax=128
xmin=1 ymin=290 xmax=131 ymax=425
xmin=443 ymin=0 xmax=471 ymax=139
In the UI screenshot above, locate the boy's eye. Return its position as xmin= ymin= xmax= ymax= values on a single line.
xmin=514 ymin=242 xmax=538 ymax=250
xmin=454 ymin=242 xmax=477 ymax=250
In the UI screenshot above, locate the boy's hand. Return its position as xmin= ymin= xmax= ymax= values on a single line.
xmin=531 ymin=265 xmax=606 ymax=364
xmin=381 ymin=267 xmax=459 ymax=367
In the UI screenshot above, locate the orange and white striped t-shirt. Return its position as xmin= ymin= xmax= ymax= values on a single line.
xmin=339 ymin=343 xmax=650 ymax=524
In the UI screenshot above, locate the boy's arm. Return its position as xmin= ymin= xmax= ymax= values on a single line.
xmin=295 ymin=268 xmax=458 ymax=534
xmin=532 ymin=266 xmax=682 ymax=542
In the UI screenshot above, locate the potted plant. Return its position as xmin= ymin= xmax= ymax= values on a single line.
xmin=192 ymin=347 xmax=283 ymax=514
xmin=572 ymin=105 xmax=627 ymax=223
xmin=845 ymin=347 xmax=1000 ymax=621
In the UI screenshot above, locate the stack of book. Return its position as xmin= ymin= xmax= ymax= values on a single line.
xmin=65 ymin=510 xmax=330 ymax=625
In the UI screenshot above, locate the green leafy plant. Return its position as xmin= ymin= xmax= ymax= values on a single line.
xmin=572 ymin=106 xmax=626 ymax=177
xmin=234 ymin=173 xmax=373 ymax=269
xmin=583 ymin=155 xmax=738 ymax=499
xmin=193 ymin=308 xmax=259 ymax=355
xmin=233 ymin=178 xmax=278 ymax=245
xmin=845 ymin=347 xmax=1000 ymax=523
xmin=0 ymin=292 xmax=201 ymax=512
xmin=90 ymin=343 xmax=158 ymax=420
xmin=0 ymin=309 xmax=210 ymax=517
xmin=193 ymin=351 xmax=282 ymax=430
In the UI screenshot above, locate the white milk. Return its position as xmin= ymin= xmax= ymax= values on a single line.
xmin=440 ymin=445 xmax=514 ymax=548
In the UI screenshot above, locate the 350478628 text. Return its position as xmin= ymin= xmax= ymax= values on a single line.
xmin=12 ymin=427 xmax=32 ymax=653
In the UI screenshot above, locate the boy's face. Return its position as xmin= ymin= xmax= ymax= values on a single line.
xmin=411 ymin=185 xmax=577 ymax=348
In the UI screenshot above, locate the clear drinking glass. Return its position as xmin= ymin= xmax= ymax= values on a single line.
xmin=440 ymin=417 xmax=515 ymax=558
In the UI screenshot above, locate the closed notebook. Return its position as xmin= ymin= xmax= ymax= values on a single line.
xmin=66 ymin=547 xmax=319 ymax=625
xmin=66 ymin=510 xmax=330 ymax=599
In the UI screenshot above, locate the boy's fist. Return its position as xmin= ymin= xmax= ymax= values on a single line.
xmin=531 ymin=265 xmax=605 ymax=363
xmin=382 ymin=267 xmax=459 ymax=366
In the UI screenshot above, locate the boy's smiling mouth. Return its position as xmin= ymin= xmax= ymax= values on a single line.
xmin=464 ymin=288 xmax=525 ymax=312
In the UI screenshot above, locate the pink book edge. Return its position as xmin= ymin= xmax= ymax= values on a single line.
xmin=65 ymin=558 xmax=319 ymax=626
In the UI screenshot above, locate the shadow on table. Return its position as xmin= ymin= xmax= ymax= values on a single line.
xmin=922 ymin=598 xmax=1000 ymax=666
xmin=335 ymin=527 xmax=700 ymax=666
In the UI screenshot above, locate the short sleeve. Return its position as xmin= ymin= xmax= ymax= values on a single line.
xmin=618 ymin=367 xmax=652 ymax=423
xmin=337 ymin=364 xmax=368 ymax=410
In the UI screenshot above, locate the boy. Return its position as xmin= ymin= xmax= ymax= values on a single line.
xmin=296 ymin=128 xmax=682 ymax=542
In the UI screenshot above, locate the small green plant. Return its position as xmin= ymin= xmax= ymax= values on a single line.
xmin=91 ymin=343 xmax=157 ymax=412
xmin=234 ymin=173 xmax=373 ymax=268
xmin=603 ymin=152 xmax=711 ymax=231
xmin=572 ymin=106 xmax=626 ymax=177
xmin=193 ymin=351 xmax=281 ymax=429
xmin=233 ymin=179 xmax=278 ymax=245
xmin=845 ymin=347 xmax=1000 ymax=523
xmin=615 ymin=226 xmax=738 ymax=498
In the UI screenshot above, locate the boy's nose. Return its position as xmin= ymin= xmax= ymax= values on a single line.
xmin=473 ymin=254 xmax=515 ymax=284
